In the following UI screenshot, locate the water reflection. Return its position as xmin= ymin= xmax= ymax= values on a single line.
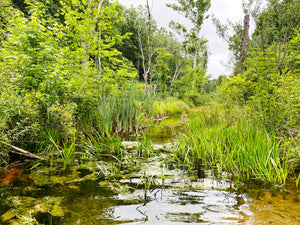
xmin=104 ymin=188 xmax=252 ymax=224
xmin=1 ymin=113 xmax=299 ymax=224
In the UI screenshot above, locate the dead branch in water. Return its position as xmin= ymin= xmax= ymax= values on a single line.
xmin=1 ymin=142 xmax=45 ymax=161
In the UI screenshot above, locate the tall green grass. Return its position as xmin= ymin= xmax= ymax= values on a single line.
xmin=115 ymin=87 xmax=141 ymax=134
xmin=48 ymin=134 xmax=76 ymax=169
xmin=85 ymin=130 xmax=122 ymax=155
xmin=41 ymin=85 xmax=158 ymax=167
xmin=83 ymin=85 xmax=156 ymax=158
xmin=174 ymin=105 xmax=292 ymax=185
xmin=96 ymin=85 xmax=155 ymax=136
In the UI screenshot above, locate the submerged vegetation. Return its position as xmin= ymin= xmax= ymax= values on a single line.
xmin=0 ymin=0 xmax=300 ymax=223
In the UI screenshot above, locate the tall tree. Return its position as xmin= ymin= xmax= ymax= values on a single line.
xmin=219 ymin=0 xmax=300 ymax=135
xmin=137 ymin=0 xmax=154 ymax=91
xmin=167 ymin=0 xmax=210 ymax=68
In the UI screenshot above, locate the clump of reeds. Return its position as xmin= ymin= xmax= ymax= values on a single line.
xmin=96 ymin=85 xmax=156 ymax=137
xmin=48 ymin=133 xmax=76 ymax=170
xmin=174 ymin=105 xmax=292 ymax=186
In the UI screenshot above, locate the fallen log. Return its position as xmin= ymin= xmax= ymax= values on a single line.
xmin=1 ymin=142 xmax=45 ymax=161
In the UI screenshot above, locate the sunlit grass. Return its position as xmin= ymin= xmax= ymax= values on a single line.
xmin=153 ymin=97 xmax=190 ymax=116
xmin=174 ymin=105 xmax=293 ymax=186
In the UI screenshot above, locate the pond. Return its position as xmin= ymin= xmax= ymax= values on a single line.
xmin=0 ymin=116 xmax=299 ymax=224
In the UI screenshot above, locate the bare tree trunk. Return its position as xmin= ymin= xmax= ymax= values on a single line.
xmin=169 ymin=62 xmax=182 ymax=95
xmin=2 ymin=142 xmax=45 ymax=161
xmin=260 ymin=22 xmax=265 ymax=53
xmin=276 ymin=32 xmax=289 ymax=74
xmin=193 ymin=52 xmax=197 ymax=68
xmin=137 ymin=0 xmax=152 ymax=93
xmin=137 ymin=28 xmax=147 ymax=85
xmin=145 ymin=0 xmax=152 ymax=93
xmin=81 ymin=41 xmax=89 ymax=65
xmin=241 ymin=14 xmax=250 ymax=72
xmin=97 ymin=0 xmax=105 ymax=10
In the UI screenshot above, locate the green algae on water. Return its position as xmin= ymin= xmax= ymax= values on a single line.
xmin=2 ymin=196 xmax=64 ymax=224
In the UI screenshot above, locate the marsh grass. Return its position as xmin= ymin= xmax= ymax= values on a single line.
xmin=43 ymin=85 xmax=158 ymax=167
xmin=174 ymin=105 xmax=293 ymax=186
xmin=138 ymin=171 xmax=160 ymax=202
xmin=96 ymin=85 xmax=156 ymax=136
xmin=48 ymin=134 xmax=76 ymax=170
xmin=115 ymin=87 xmax=142 ymax=134
xmin=137 ymin=135 xmax=153 ymax=157
xmin=85 ymin=130 xmax=122 ymax=155
xmin=98 ymin=95 xmax=116 ymax=136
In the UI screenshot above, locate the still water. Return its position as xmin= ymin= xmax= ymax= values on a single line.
xmin=0 ymin=116 xmax=299 ymax=224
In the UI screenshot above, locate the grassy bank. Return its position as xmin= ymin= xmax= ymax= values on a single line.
xmin=0 ymin=84 xmax=192 ymax=169
xmin=172 ymin=105 xmax=298 ymax=187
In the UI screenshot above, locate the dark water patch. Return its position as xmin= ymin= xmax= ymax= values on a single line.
xmin=77 ymin=168 xmax=93 ymax=177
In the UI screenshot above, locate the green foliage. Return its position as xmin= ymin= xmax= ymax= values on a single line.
xmin=0 ymin=0 xmax=17 ymax=45
xmin=0 ymin=0 xmax=141 ymax=159
xmin=205 ymin=75 xmax=227 ymax=94
xmin=174 ymin=105 xmax=293 ymax=186
xmin=167 ymin=0 xmax=210 ymax=68
xmin=0 ymin=4 xmax=79 ymax=146
xmin=174 ymin=66 xmax=208 ymax=105
xmin=152 ymin=48 xmax=171 ymax=98
xmin=252 ymin=0 xmax=300 ymax=48
xmin=49 ymin=134 xmax=76 ymax=170
xmin=220 ymin=32 xmax=300 ymax=135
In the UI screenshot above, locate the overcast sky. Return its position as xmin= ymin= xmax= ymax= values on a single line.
xmin=118 ymin=0 xmax=247 ymax=79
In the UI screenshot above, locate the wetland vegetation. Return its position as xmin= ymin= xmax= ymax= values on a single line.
xmin=0 ymin=0 xmax=299 ymax=224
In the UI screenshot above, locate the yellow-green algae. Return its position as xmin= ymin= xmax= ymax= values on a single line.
xmin=2 ymin=196 xmax=64 ymax=224
xmin=28 ymin=160 xmax=107 ymax=186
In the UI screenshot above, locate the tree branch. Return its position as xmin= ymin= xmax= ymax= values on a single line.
xmin=98 ymin=0 xmax=105 ymax=10
xmin=1 ymin=142 xmax=45 ymax=161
